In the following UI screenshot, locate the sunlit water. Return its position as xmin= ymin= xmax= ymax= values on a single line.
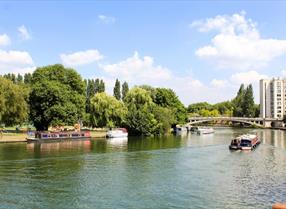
xmin=0 ymin=128 xmax=285 ymax=209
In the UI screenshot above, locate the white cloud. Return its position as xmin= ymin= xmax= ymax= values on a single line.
xmin=211 ymin=79 xmax=228 ymax=88
xmin=0 ymin=34 xmax=11 ymax=46
xmin=192 ymin=12 xmax=286 ymax=71
xmin=98 ymin=15 xmax=116 ymax=24
xmin=281 ymin=70 xmax=286 ymax=77
xmin=18 ymin=25 xmax=31 ymax=40
xmin=0 ymin=50 xmax=35 ymax=74
xmin=60 ymin=49 xmax=104 ymax=66
xmin=230 ymin=70 xmax=268 ymax=85
xmin=101 ymin=51 xmax=172 ymax=83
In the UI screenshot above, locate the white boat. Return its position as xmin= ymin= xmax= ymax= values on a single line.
xmin=197 ymin=127 xmax=215 ymax=135
xmin=106 ymin=128 xmax=128 ymax=138
xmin=239 ymin=134 xmax=260 ymax=150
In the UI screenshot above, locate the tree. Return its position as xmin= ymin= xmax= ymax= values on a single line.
xmin=90 ymin=92 xmax=127 ymax=128
xmin=0 ymin=77 xmax=28 ymax=126
xmin=17 ymin=74 xmax=23 ymax=84
xmin=98 ymin=79 xmax=105 ymax=93
xmin=153 ymin=106 xmax=175 ymax=134
xmin=187 ymin=102 xmax=213 ymax=113
xmin=29 ymin=64 xmax=86 ymax=130
xmin=94 ymin=79 xmax=100 ymax=93
xmin=24 ymin=73 xmax=32 ymax=85
xmin=254 ymin=104 xmax=260 ymax=117
xmin=232 ymin=84 xmax=245 ymax=117
xmin=122 ymin=81 xmax=129 ymax=101
xmin=113 ymin=79 xmax=121 ymax=100
xmin=86 ymin=79 xmax=96 ymax=113
xmin=242 ymin=84 xmax=255 ymax=117
xmin=124 ymin=87 xmax=159 ymax=135
xmin=213 ymin=101 xmax=233 ymax=116
xmin=154 ymin=88 xmax=187 ymax=124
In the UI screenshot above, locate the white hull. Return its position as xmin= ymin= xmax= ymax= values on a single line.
xmin=106 ymin=130 xmax=128 ymax=138
xmin=197 ymin=128 xmax=214 ymax=135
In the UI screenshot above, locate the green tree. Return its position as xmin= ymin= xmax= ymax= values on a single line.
xmin=86 ymin=79 xmax=96 ymax=113
xmin=213 ymin=101 xmax=233 ymax=116
xmin=153 ymin=106 xmax=175 ymax=134
xmin=90 ymin=92 xmax=127 ymax=128
xmin=122 ymin=81 xmax=129 ymax=101
xmin=98 ymin=79 xmax=105 ymax=93
xmin=232 ymin=84 xmax=245 ymax=117
xmin=17 ymin=74 xmax=23 ymax=84
xmin=29 ymin=64 xmax=86 ymax=130
xmin=242 ymin=84 xmax=255 ymax=117
xmin=124 ymin=87 xmax=159 ymax=135
xmin=0 ymin=77 xmax=28 ymax=126
xmin=113 ymin=79 xmax=121 ymax=100
xmin=95 ymin=79 xmax=100 ymax=93
xmin=254 ymin=104 xmax=260 ymax=117
xmin=154 ymin=88 xmax=187 ymax=124
xmin=138 ymin=85 xmax=157 ymax=101
xmin=187 ymin=102 xmax=213 ymax=113
xmin=24 ymin=73 xmax=32 ymax=85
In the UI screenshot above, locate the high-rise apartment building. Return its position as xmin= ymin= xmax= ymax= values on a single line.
xmin=260 ymin=78 xmax=286 ymax=119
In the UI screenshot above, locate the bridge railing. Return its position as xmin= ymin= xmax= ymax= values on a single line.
xmin=188 ymin=117 xmax=281 ymax=121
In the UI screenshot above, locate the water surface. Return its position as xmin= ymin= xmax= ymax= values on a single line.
xmin=0 ymin=128 xmax=285 ymax=209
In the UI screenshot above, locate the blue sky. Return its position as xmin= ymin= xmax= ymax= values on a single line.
xmin=1 ymin=1 xmax=286 ymax=105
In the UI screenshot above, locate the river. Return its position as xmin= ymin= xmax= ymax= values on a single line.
xmin=0 ymin=128 xmax=285 ymax=209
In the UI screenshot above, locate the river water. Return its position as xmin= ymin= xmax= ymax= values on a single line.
xmin=0 ymin=128 xmax=285 ymax=209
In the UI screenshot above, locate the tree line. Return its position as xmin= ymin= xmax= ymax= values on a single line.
xmin=0 ymin=64 xmax=187 ymax=135
xmin=0 ymin=64 xmax=260 ymax=134
xmin=187 ymin=84 xmax=259 ymax=118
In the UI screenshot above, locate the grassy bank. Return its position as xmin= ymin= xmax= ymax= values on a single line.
xmin=0 ymin=132 xmax=27 ymax=143
xmin=0 ymin=130 xmax=107 ymax=143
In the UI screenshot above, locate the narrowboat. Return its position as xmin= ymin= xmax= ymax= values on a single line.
xmin=238 ymin=134 xmax=260 ymax=150
xmin=26 ymin=131 xmax=91 ymax=142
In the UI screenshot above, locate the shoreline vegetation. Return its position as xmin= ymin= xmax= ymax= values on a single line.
xmin=0 ymin=64 xmax=259 ymax=137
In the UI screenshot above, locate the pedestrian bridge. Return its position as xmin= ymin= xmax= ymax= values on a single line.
xmin=187 ymin=117 xmax=282 ymax=128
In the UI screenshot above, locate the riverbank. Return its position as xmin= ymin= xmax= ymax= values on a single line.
xmin=0 ymin=130 xmax=107 ymax=143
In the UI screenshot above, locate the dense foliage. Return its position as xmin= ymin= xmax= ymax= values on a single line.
xmin=29 ymin=64 xmax=86 ymax=130
xmin=113 ymin=79 xmax=121 ymax=100
xmin=90 ymin=92 xmax=126 ymax=128
xmin=122 ymin=81 xmax=129 ymax=101
xmin=124 ymin=87 xmax=159 ymax=135
xmin=0 ymin=77 xmax=29 ymax=126
xmin=187 ymin=84 xmax=258 ymax=118
xmin=0 ymin=66 xmax=260 ymax=135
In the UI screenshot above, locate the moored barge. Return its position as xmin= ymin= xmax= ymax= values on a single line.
xmin=26 ymin=131 xmax=91 ymax=142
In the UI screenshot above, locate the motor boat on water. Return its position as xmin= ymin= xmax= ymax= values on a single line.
xmin=229 ymin=134 xmax=260 ymax=151
xmin=197 ymin=127 xmax=215 ymax=135
xmin=106 ymin=128 xmax=128 ymax=138
xmin=239 ymin=134 xmax=260 ymax=150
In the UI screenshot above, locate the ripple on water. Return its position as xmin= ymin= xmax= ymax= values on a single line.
xmin=0 ymin=129 xmax=285 ymax=208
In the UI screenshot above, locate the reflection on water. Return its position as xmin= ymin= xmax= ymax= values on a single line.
xmin=259 ymin=129 xmax=286 ymax=149
xmin=20 ymin=129 xmax=286 ymax=157
xmin=0 ymin=128 xmax=285 ymax=209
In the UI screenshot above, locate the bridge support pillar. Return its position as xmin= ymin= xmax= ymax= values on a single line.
xmin=263 ymin=121 xmax=272 ymax=128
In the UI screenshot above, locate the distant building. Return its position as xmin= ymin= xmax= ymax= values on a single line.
xmin=260 ymin=78 xmax=286 ymax=119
